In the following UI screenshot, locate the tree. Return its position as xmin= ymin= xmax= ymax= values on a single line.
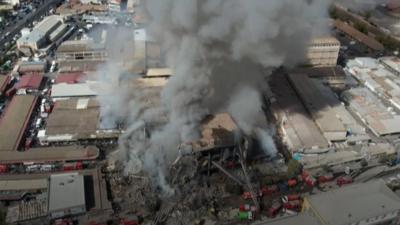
xmin=329 ymin=7 xmax=338 ymax=19
xmin=0 ymin=209 xmax=6 ymax=225
xmin=287 ymin=159 xmax=303 ymax=179
xmin=354 ymin=22 xmax=368 ymax=34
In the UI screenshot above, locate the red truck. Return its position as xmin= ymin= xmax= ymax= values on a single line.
xmin=283 ymin=200 xmax=302 ymax=211
xmin=0 ymin=164 xmax=8 ymax=173
xmin=120 ymin=219 xmax=138 ymax=225
xmin=63 ymin=162 xmax=83 ymax=171
xmin=287 ymin=179 xmax=297 ymax=187
xmin=337 ymin=176 xmax=353 ymax=186
xmin=282 ymin=194 xmax=300 ymax=202
xmin=267 ymin=201 xmax=282 ymax=218
xmin=318 ymin=174 xmax=334 ymax=184
xmin=302 ymin=170 xmax=316 ymax=187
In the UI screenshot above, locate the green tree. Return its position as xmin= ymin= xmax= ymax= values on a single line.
xmin=0 ymin=208 xmax=6 ymax=225
xmin=354 ymin=22 xmax=368 ymax=34
xmin=329 ymin=7 xmax=338 ymax=19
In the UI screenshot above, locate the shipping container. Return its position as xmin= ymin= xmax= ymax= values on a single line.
xmin=318 ymin=174 xmax=334 ymax=184
xmin=287 ymin=179 xmax=297 ymax=187
xmin=282 ymin=194 xmax=300 ymax=202
xmin=337 ymin=176 xmax=353 ymax=186
xmin=283 ymin=200 xmax=302 ymax=211
xmin=236 ymin=211 xmax=253 ymax=220
xmin=0 ymin=164 xmax=8 ymax=173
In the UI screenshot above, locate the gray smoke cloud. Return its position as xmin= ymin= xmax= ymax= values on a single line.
xmin=97 ymin=0 xmax=332 ymax=193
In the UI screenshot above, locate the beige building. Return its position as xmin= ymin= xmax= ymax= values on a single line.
xmin=303 ymin=180 xmax=400 ymax=225
xmin=307 ymin=37 xmax=340 ymax=67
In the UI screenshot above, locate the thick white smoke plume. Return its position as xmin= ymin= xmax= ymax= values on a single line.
xmin=98 ymin=0 xmax=332 ymax=193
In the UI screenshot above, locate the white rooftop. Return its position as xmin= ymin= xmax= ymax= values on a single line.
xmin=48 ymin=173 xmax=85 ymax=212
xmin=51 ymin=82 xmax=98 ymax=98
xmin=307 ymin=179 xmax=400 ymax=225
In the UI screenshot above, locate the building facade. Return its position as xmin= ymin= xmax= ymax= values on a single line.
xmin=307 ymin=37 xmax=340 ymax=67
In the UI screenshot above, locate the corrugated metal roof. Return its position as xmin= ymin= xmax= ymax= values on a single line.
xmin=306 ymin=179 xmax=400 ymax=225
xmin=55 ymin=72 xmax=85 ymax=84
xmin=51 ymin=82 xmax=98 ymax=98
xmin=334 ymin=20 xmax=384 ymax=51
xmin=15 ymin=73 xmax=43 ymax=89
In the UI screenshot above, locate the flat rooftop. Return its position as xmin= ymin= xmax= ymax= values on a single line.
xmin=0 ymin=179 xmax=48 ymax=191
xmin=0 ymin=146 xmax=99 ymax=164
xmin=347 ymin=57 xmax=400 ymax=112
xmin=48 ymin=173 xmax=85 ymax=212
xmin=46 ymin=98 xmax=100 ymax=139
xmin=51 ymin=82 xmax=98 ymax=98
xmin=252 ymin=214 xmax=321 ymax=225
xmin=0 ymin=95 xmax=37 ymax=151
xmin=306 ymin=179 xmax=400 ymax=225
xmin=288 ymin=73 xmax=366 ymax=142
xmin=269 ymin=74 xmax=329 ymax=150
xmin=342 ymin=87 xmax=400 ymax=136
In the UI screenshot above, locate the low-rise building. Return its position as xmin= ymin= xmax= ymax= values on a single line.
xmin=17 ymin=16 xmax=66 ymax=56
xmin=346 ymin=57 xmax=400 ymax=112
xmin=288 ymin=73 xmax=368 ymax=143
xmin=342 ymin=87 xmax=400 ymax=136
xmin=303 ymin=179 xmax=400 ymax=225
xmin=48 ymin=173 xmax=86 ymax=219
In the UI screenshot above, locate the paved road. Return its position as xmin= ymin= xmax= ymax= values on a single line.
xmin=0 ymin=0 xmax=64 ymax=48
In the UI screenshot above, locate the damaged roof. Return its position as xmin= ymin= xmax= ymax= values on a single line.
xmin=185 ymin=113 xmax=239 ymax=152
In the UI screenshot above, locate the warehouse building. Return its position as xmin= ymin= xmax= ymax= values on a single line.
xmin=300 ymin=143 xmax=396 ymax=170
xmin=18 ymin=60 xmax=47 ymax=74
xmin=56 ymin=39 xmax=108 ymax=71
xmin=51 ymin=82 xmax=98 ymax=99
xmin=14 ymin=73 xmax=43 ymax=94
xmin=251 ymin=214 xmax=321 ymax=225
xmin=0 ymin=146 xmax=99 ymax=164
xmin=17 ymin=16 xmax=67 ymax=56
xmin=334 ymin=20 xmax=384 ymax=51
xmin=346 ymin=57 xmax=400 ymax=111
xmin=48 ymin=173 xmax=86 ymax=218
xmin=307 ymin=36 xmax=340 ymax=67
xmin=269 ymin=74 xmax=329 ymax=152
xmin=342 ymin=87 xmax=400 ymax=136
xmin=380 ymin=57 xmax=400 ymax=76
xmin=303 ymin=179 xmax=400 ymax=225
xmin=0 ymin=95 xmax=38 ymax=151
xmin=288 ymin=73 xmax=369 ymax=143
xmin=38 ymin=98 xmax=119 ymax=143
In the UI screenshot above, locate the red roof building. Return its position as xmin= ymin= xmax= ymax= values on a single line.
xmin=15 ymin=73 xmax=43 ymax=90
xmin=55 ymin=72 xmax=85 ymax=84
